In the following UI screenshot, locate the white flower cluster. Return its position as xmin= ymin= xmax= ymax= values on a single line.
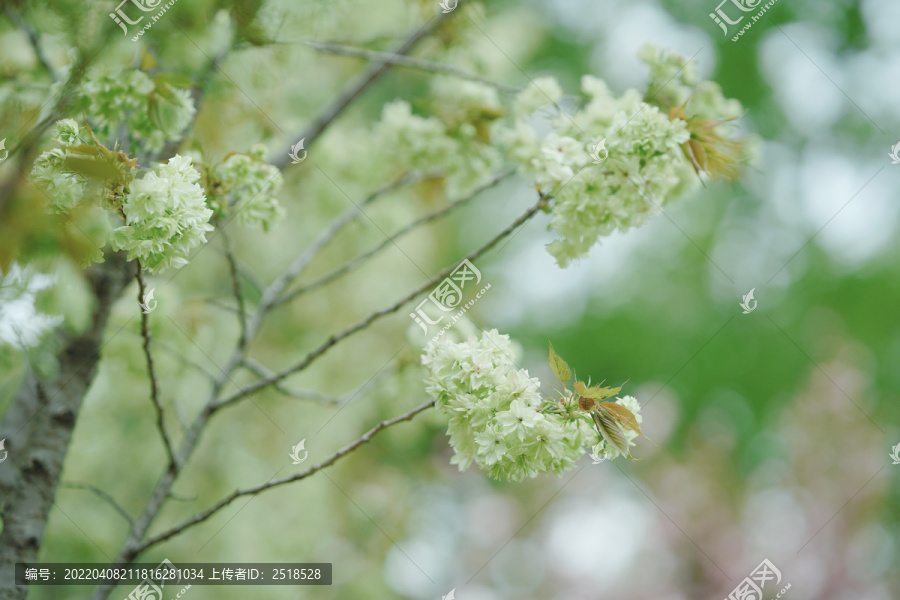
xmin=422 ymin=329 xmax=643 ymax=481
xmin=32 ymin=158 xmax=88 ymax=213
xmin=78 ymin=68 xmax=195 ymax=153
xmin=52 ymin=118 xmax=81 ymax=147
xmin=637 ymin=45 xmax=743 ymax=121
xmin=501 ymin=75 xmax=697 ymax=266
xmin=31 ymin=119 xmax=108 ymax=213
xmin=371 ymin=46 xmax=746 ymax=267
xmin=497 ymin=46 xmax=746 ymax=267
xmin=375 ymin=76 xmax=504 ymax=196
xmin=0 ymin=263 xmax=63 ymax=349
xmin=211 ymin=144 xmax=285 ymax=230
xmin=110 ymin=155 xmax=213 ymax=273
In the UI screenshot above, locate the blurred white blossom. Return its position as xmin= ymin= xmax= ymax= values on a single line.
xmin=0 ymin=263 xmax=62 ymax=349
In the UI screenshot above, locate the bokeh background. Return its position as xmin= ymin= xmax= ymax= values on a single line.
xmin=1 ymin=0 xmax=899 ymax=598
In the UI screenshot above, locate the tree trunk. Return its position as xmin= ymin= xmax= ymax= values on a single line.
xmin=0 ymin=257 xmax=132 ymax=600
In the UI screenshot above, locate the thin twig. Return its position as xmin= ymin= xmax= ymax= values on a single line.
xmin=123 ymin=330 xmax=217 ymax=382
xmin=274 ymin=168 xmax=515 ymax=307
xmin=301 ymin=41 xmax=520 ymax=94
xmin=135 ymin=263 xmax=176 ymax=470
xmin=203 ymin=297 xmax=241 ymax=314
xmin=214 ymin=194 xmax=547 ymax=410
xmin=220 ymin=228 xmax=247 ymax=347
xmin=256 ymin=171 xmax=426 ymax=309
xmin=134 ymin=399 xmax=436 ymax=553
xmin=4 ymin=6 xmax=56 ymax=81
xmin=60 ymin=482 xmax=134 ymax=526
xmin=211 ymin=246 xmax=264 ymax=295
xmin=155 ymin=44 xmax=233 ymax=161
xmin=240 ymin=358 xmax=340 ymax=405
xmin=270 ymin=11 xmax=457 ymax=170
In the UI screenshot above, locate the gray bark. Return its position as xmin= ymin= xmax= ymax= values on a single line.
xmin=0 ymin=256 xmax=132 ymax=600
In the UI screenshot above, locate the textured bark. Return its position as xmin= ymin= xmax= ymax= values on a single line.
xmin=0 ymin=256 xmax=132 ymax=600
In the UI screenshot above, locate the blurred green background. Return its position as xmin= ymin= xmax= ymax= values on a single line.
xmin=1 ymin=0 xmax=898 ymax=598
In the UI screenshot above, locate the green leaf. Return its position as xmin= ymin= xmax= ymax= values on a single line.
xmin=155 ymin=86 xmax=177 ymax=104
xmin=140 ymin=48 xmax=158 ymax=70
xmin=592 ymin=410 xmax=630 ymax=457
xmin=574 ymin=381 xmax=621 ymax=400
xmin=598 ymin=402 xmax=644 ymax=437
xmin=153 ymin=72 xmax=194 ymax=89
xmin=64 ymin=144 xmax=102 ymax=157
xmin=548 ymin=342 xmax=571 ymax=383
xmin=63 ymin=155 xmax=124 ymax=183
xmin=230 ymin=0 xmax=266 ymax=44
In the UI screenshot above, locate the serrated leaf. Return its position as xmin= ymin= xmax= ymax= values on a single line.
xmin=548 ymin=342 xmax=571 ymax=383
xmin=63 ymin=155 xmax=124 ymax=183
xmin=152 ymin=83 xmax=177 ymax=103
xmin=153 ymin=72 xmax=193 ymax=89
xmin=598 ymin=402 xmax=644 ymax=437
xmin=574 ymin=381 xmax=621 ymax=400
xmin=592 ymin=410 xmax=630 ymax=457
xmin=141 ymin=48 xmax=158 ymax=70
xmin=65 ymin=144 xmax=102 ymax=156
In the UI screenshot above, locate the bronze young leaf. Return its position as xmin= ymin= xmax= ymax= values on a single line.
xmin=577 ymin=394 xmax=598 ymax=412
xmin=598 ymin=401 xmax=644 ymax=437
xmin=592 ymin=409 xmax=631 ymax=457
xmin=574 ymin=380 xmax=622 ymax=400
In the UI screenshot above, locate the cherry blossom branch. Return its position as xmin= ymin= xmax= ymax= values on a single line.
xmin=123 ymin=331 xmax=217 ymax=382
xmin=239 ymin=357 xmax=340 ymax=405
xmin=59 ymin=482 xmax=134 ymax=526
xmin=133 ymin=399 xmax=436 ymax=554
xmin=219 ymin=227 xmax=248 ymax=347
xmin=251 ymin=171 xmax=428 ymax=314
xmin=214 ymin=192 xmax=547 ymax=411
xmin=301 ymin=41 xmax=520 ymax=94
xmin=3 ymin=6 xmax=56 ymax=81
xmin=155 ymin=44 xmax=234 ymax=161
xmin=274 ymin=167 xmax=515 ymax=307
xmin=270 ymin=9 xmax=457 ymax=169
xmin=135 ymin=262 xmax=176 ymax=470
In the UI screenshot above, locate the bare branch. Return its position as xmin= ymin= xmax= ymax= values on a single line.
xmin=135 ymin=263 xmax=176 ymax=470
xmin=123 ymin=330 xmax=217 ymax=382
xmin=204 ymin=297 xmax=242 ymax=314
xmin=270 ymin=10 xmax=457 ymax=169
xmin=155 ymin=44 xmax=234 ymax=161
xmin=302 ymin=41 xmax=520 ymax=94
xmin=4 ymin=6 xmax=56 ymax=81
xmin=275 ymin=168 xmax=515 ymax=307
xmin=253 ymin=171 xmax=428 ymax=315
xmin=59 ymin=482 xmax=134 ymax=526
xmin=214 ymin=193 xmax=547 ymax=410
xmin=211 ymin=246 xmax=264 ymax=295
xmin=240 ymin=357 xmax=340 ymax=405
xmin=135 ymin=399 xmax=436 ymax=553
xmin=220 ymin=227 xmax=248 ymax=347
